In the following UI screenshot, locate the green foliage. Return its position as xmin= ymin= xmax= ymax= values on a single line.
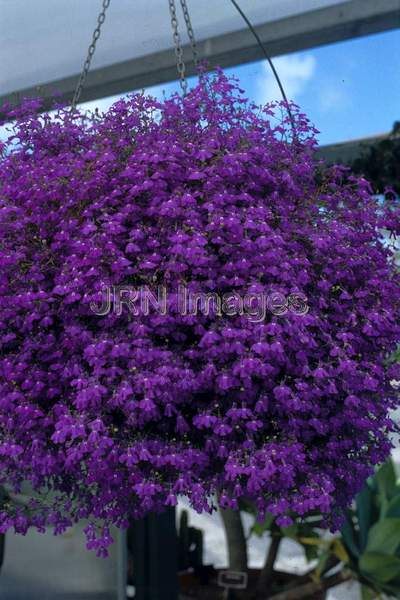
xmin=390 ymin=346 xmax=400 ymax=364
xmin=341 ymin=458 xmax=400 ymax=598
xmin=243 ymin=458 xmax=400 ymax=598
xmin=351 ymin=121 xmax=400 ymax=195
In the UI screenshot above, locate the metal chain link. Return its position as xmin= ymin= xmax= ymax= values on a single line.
xmin=179 ymin=0 xmax=198 ymax=66
xmin=71 ymin=0 xmax=112 ymax=110
xmin=168 ymin=0 xmax=188 ymax=95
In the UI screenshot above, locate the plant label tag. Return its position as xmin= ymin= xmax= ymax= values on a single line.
xmin=217 ymin=570 xmax=248 ymax=589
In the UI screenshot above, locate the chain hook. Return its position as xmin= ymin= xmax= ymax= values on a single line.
xmin=168 ymin=0 xmax=188 ymax=95
xmin=72 ymin=0 xmax=197 ymax=105
xmin=71 ymin=0 xmax=112 ymax=110
xmin=168 ymin=0 xmax=198 ymax=95
xmin=179 ymin=0 xmax=198 ymax=67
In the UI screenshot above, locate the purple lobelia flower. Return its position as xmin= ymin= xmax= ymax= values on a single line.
xmin=0 ymin=70 xmax=399 ymax=554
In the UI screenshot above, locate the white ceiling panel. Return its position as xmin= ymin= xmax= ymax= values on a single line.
xmin=1 ymin=0 xmax=399 ymax=106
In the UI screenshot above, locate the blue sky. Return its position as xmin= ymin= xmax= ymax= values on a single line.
xmin=228 ymin=28 xmax=400 ymax=144
xmin=81 ymin=27 xmax=400 ymax=146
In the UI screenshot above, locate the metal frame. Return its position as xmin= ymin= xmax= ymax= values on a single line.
xmin=317 ymin=132 xmax=391 ymax=163
xmin=1 ymin=0 xmax=399 ymax=109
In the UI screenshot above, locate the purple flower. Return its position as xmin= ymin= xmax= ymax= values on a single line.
xmin=0 ymin=69 xmax=399 ymax=552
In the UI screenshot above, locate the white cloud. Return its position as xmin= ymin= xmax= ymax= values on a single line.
xmin=318 ymin=82 xmax=351 ymax=113
xmin=256 ymin=54 xmax=316 ymax=105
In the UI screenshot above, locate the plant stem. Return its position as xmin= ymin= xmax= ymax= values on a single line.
xmin=218 ymin=503 xmax=248 ymax=571
xmin=218 ymin=499 xmax=248 ymax=600
xmin=256 ymin=532 xmax=282 ymax=595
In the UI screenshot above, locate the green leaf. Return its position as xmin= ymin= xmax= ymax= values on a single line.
xmin=360 ymin=552 xmax=400 ymax=584
xmin=377 ymin=580 xmax=400 ymax=597
xmin=250 ymin=512 xmax=275 ymax=537
xmin=376 ymin=460 xmax=398 ymax=505
xmin=341 ymin=514 xmax=360 ymax=558
xmin=304 ymin=544 xmax=319 ymax=562
xmin=366 ymin=518 xmax=400 ymax=554
xmin=389 ymin=345 xmax=400 ymax=363
xmin=356 ymin=484 xmax=374 ymax=551
xmin=238 ymin=497 xmax=257 ymax=515
xmin=284 ymin=519 xmax=321 ymax=543
xmin=385 ymin=492 xmax=400 ymax=518
xmin=281 ymin=523 xmax=300 ymax=539
xmin=297 ymin=536 xmax=326 ymax=547
xmin=314 ymin=549 xmax=331 ymax=580
xmin=332 ymin=538 xmax=350 ymax=563
xmin=361 ymin=585 xmax=376 ymax=600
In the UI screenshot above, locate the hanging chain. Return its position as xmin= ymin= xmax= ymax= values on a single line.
xmin=71 ymin=0 xmax=196 ymax=104
xmin=229 ymin=0 xmax=295 ymax=135
xmin=71 ymin=0 xmax=112 ymax=110
xmin=179 ymin=0 xmax=198 ymax=67
xmin=168 ymin=0 xmax=188 ymax=95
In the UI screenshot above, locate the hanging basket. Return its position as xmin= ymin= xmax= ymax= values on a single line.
xmin=0 ymin=70 xmax=399 ymax=554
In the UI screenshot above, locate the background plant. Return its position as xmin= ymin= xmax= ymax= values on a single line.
xmin=350 ymin=122 xmax=400 ymax=197
xmin=235 ymin=459 xmax=400 ymax=599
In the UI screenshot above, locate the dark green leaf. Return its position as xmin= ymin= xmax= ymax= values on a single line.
xmin=366 ymin=518 xmax=400 ymax=554
xmin=315 ymin=549 xmax=331 ymax=580
xmin=361 ymin=585 xmax=376 ymax=600
xmin=341 ymin=514 xmax=360 ymax=558
xmin=356 ymin=484 xmax=374 ymax=551
xmin=385 ymin=492 xmax=400 ymax=518
xmin=376 ymin=460 xmax=398 ymax=505
xmin=360 ymin=552 xmax=400 ymax=584
xmin=238 ymin=497 xmax=257 ymax=515
xmin=250 ymin=512 xmax=275 ymax=537
xmin=304 ymin=544 xmax=319 ymax=562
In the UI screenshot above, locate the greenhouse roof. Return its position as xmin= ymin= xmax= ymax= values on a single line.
xmin=1 ymin=0 xmax=399 ymax=107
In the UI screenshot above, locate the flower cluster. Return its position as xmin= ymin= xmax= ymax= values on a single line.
xmin=0 ymin=71 xmax=399 ymax=554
